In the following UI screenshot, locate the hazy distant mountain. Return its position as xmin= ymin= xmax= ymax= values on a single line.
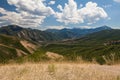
xmin=45 ymin=25 xmax=112 ymax=39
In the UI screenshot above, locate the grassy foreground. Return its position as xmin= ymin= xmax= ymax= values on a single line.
xmin=0 ymin=63 xmax=120 ymax=80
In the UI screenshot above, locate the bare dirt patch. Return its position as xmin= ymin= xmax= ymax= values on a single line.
xmin=20 ymin=40 xmax=37 ymax=54
xmin=46 ymin=52 xmax=64 ymax=61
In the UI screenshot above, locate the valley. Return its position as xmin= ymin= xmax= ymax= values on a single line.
xmin=0 ymin=25 xmax=119 ymax=65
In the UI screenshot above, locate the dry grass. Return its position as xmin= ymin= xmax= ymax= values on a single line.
xmin=0 ymin=62 xmax=120 ymax=80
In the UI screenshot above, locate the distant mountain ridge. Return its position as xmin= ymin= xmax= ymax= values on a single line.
xmin=0 ymin=25 xmax=112 ymax=43
xmin=45 ymin=25 xmax=112 ymax=39
xmin=0 ymin=25 xmax=59 ymax=43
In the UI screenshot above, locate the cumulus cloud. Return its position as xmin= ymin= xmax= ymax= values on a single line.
xmin=114 ymin=0 xmax=120 ymax=3
xmin=55 ymin=0 xmax=108 ymax=25
xmin=0 ymin=0 xmax=109 ymax=28
xmin=80 ymin=2 xmax=108 ymax=24
xmin=48 ymin=1 xmax=56 ymax=5
xmin=0 ymin=0 xmax=55 ymax=27
xmin=0 ymin=8 xmax=46 ymax=27
xmin=8 ymin=0 xmax=55 ymax=16
xmin=55 ymin=0 xmax=84 ymax=24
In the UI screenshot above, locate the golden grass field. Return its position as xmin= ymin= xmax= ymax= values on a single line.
xmin=0 ymin=62 xmax=120 ymax=80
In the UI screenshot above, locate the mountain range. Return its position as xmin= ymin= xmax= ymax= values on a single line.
xmin=0 ymin=25 xmax=58 ymax=43
xmin=0 ymin=25 xmax=112 ymax=43
xmin=46 ymin=25 xmax=111 ymax=39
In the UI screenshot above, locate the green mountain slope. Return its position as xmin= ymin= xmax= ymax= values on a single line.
xmin=31 ymin=29 xmax=120 ymax=64
xmin=0 ymin=27 xmax=119 ymax=64
xmin=0 ymin=34 xmax=37 ymax=63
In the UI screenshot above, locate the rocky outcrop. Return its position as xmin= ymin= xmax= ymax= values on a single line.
xmin=0 ymin=25 xmax=59 ymax=43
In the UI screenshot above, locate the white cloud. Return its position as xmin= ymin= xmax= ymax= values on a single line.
xmin=57 ymin=5 xmax=63 ymax=11
xmin=0 ymin=0 xmax=55 ymax=27
xmin=55 ymin=0 xmax=108 ymax=25
xmin=114 ymin=0 xmax=120 ymax=3
xmin=42 ymin=25 xmax=66 ymax=30
xmin=0 ymin=0 xmax=109 ymax=28
xmin=8 ymin=0 xmax=55 ymax=16
xmin=0 ymin=8 xmax=46 ymax=27
xmin=42 ymin=25 xmax=93 ymax=30
xmin=80 ymin=2 xmax=108 ymax=24
xmin=76 ymin=26 xmax=92 ymax=29
xmin=80 ymin=4 xmax=83 ymax=8
xmin=55 ymin=0 xmax=84 ymax=24
xmin=48 ymin=1 xmax=55 ymax=5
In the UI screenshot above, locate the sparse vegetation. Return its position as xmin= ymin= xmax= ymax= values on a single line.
xmin=36 ymin=44 xmax=120 ymax=64
xmin=0 ymin=63 xmax=120 ymax=80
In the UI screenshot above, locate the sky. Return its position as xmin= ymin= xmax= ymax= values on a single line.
xmin=0 ymin=0 xmax=120 ymax=30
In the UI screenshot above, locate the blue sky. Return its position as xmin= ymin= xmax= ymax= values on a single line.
xmin=0 ymin=0 xmax=120 ymax=30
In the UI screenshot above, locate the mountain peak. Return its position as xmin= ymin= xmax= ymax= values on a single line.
xmin=1 ymin=25 xmax=23 ymax=31
xmin=94 ymin=25 xmax=112 ymax=31
xmin=98 ymin=25 xmax=111 ymax=29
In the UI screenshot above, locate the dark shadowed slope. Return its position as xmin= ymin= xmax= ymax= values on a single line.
xmin=0 ymin=25 xmax=59 ymax=43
